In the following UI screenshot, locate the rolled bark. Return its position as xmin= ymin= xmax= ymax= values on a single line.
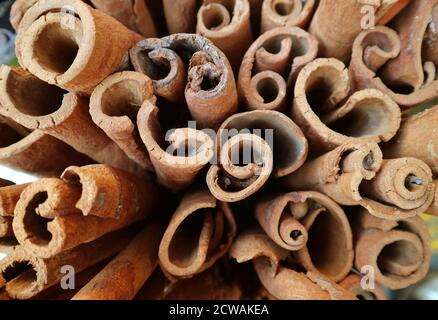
xmin=352 ymin=207 xmax=431 ymax=290
xmin=382 ymin=106 xmax=438 ymax=175
xmin=376 ymin=0 xmax=412 ymax=25
xmin=130 ymin=33 xmax=238 ymax=129
xmin=9 ymin=0 xmax=39 ymax=30
xmin=0 ymin=66 xmax=141 ymax=174
xmin=350 ymin=26 xmax=438 ymax=108
xmin=163 ymin=0 xmax=198 ymax=34
xmin=15 ymin=0 xmax=142 ymax=94
xmin=137 ymin=101 xmax=214 ymax=192
xmin=229 ymin=228 xmax=356 ymax=300
xmin=90 ymin=71 xmax=157 ymax=171
xmin=13 ymin=164 xmax=162 ymax=257
xmin=281 ymin=143 xmax=435 ymax=220
xmin=261 ymin=0 xmax=316 ymax=33
xmin=308 ymin=0 xmax=381 ymax=63
xmin=197 ymin=0 xmax=253 ymax=72
xmin=428 ymin=180 xmax=438 ymax=216
xmin=90 ymin=0 xmax=158 ymax=37
xmin=217 ymin=110 xmax=308 ymax=177
xmin=0 ymin=183 xmax=27 ymax=238
xmin=206 ymin=132 xmax=273 ymax=202
xmin=339 ymin=273 xmax=387 ymax=300
xmin=0 ymin=115 xmax=90 ymax=176
xmin=158 ymin=189 xmax=236 ymax=279
xmin=72 ymin=222 xmax=164 ymax=300
xmin=292 ymin=58 xmax=401 ymax=154
xmin=238 ymin=27 xmax=318 ymax=111
xmin=0 ymin=228 xmax=134 ymax=300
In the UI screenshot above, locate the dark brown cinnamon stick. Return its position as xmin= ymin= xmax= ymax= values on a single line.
xmin=238 ymin=26 xmax=318 ymax=111
xmin=130 ymin=33 xmax=238 ymax=129
xmin=352 ymin=208 xmax=431 ymax=290
xmin=292 ymin=58 xmax=401 ymax=154
xmin=163 ymin=0 xmax=198 ymax=34
xmin=15 ymin=0 xmax=142 ymax=94
xmin=158 ymin=189 xmax=236 ymax=279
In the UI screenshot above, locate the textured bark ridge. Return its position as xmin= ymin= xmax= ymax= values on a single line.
xmin=15 ymin=0 xmax=142 ymax=94
xmin=159 ymin=189 xmax=236 ymax=279
xmin=339 ymin=273 xmax=387 ymax=300
xmin=130 ymin=33 xmax=238 ymax=129
xmin=90 ymin=0 xmax=158 ymax=37
xmin=261 ymin=0 xmax=316 ymax=33
xmin=90 ymin=71 xmax=157 ymax=171
xmin=0 ymin=66 xmax=141 ymax=174
xmin=238 ymin=27 xmax=318 ymax=112
xmin=137 ymin=101 xmax=214 ymax=192
xmin=350 ymin=24 xmax=438 ymax=109
xmin=352 ymin=208 xmax=431 ymax=290
xmin=12 ymin=164 xmax=161 ymax=258
xmin=281 ymin=143 xmax=435 ymax=220
xmin=382 ymin=106 xmax=438 ymax=176
xmin=292 ymin=58 xmax=401 ymax=154
xmin=0 ymin=182 xmax=27 ymax=239
xmin=196 ymin=0 xmax=253 ymax=72
xmin=308 ymin=0 xmax=406 ymax=63
xmin=72 ymin=223 xmax=165 ymax=300
xmin=0 ymin=229 xmax=134 ymax=300
xmin=0 ymin=115 xmax=89 ymax=176
xmin=163 ymin=0 xmax=198 ymax=34
xmin=229 ymin=228 xmax=356 ymax=300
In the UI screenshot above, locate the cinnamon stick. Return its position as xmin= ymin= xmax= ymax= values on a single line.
xmin=72 ymin=222 xmax=165 ymax=300
xmin=350 ymin=25 xmax=438 ymax=108
xmin=292 ymin=58 xmax=401 ymax=154
xmin=281 ymin=143 xmax=435 ymax=220
xmin=339 ymin=273 xmax=387 ymax=300
xmin=137 ymin=101 xmax=214 ymax=192
xmin=382 ymin=106 xmax=438 ymax=175
xmin=158 ymin=189 xmax=236 ymax=279
xmin=0 ymin=228 xmax=134 ymax=300
xmin=428 ymin=180 xmax=438 ymax=216
xmin=9 ymin=0 xmax=38 ymax=30
xmin=0 ymin=183 xmax=27 ymax=238
xmin=13 ymin=164 xmax=162 ymax=257
xmin=352 ymin=207 xmax=431 ymax=290
xmin=238 ymin=26 xmax=318 ymax=111
xmin=163 ymin=0 xmax=198 ymax=34
xmin=196 ymin=0 xmax=253 ymax=72
xmin=0 ymin=66 xmax=141 ymax=174
xmin=130 ymin=33 xmax=238 ymax=129
xmin=90 ymin=71 xmax=157 ymax=171
xmin=260 ymin=0 xmax=316 ymax=33
xmin=15 ymin=0 xmax=142 ymax=94
xmin=229 ymin=228 xmax=356 ymax=300
xmin=90 ymin=0 xmax=158 ymax=37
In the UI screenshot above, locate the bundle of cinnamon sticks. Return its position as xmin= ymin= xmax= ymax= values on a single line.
xmin=0 ymin=0 xmax=436 ymax=300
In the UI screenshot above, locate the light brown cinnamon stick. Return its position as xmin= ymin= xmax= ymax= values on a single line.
xmin=90 ymin=71 xmax=157 ymax=171
xmin=72 ymin=222 xmax=165 ymax=300
xmin=0 ymin=183 xmax=27 ymax=238
xmin=137 ymin=101 xmax=214 ymax=192
xmin=352 ymin=207 xmax=431 ymax=290
xmin=158 ymin=189 xmax=236 ymax=279
xmin=229 ymin=228 xmax=356 ymax=300
xmin=0 ymin=66 xmax=141 ymax=174
xmin=9 ymin=0 xmax=38 ymax=30
xmin=261 ymin=0 xmax=316 ymax=33
xmin=163 ymin=0 xmax=198 ymax=34
xmin=428 ymin=180 xmax=438 ymax=216
xmin=0 ymin=228 xmax=134 ymax=300
xmin=382 ymin=106 xmax=438 ymax=175
xmin=130 ymin=33 xmax=238 ymax=129
xmin=292 ymin=58 xmax=401 ymax=154
xmin=281 ymin=143 xmax=435 ymax=220
xmin=13 ymin=164 xmax=162 ymax=257
xmin=350 ymin=25 xmax=438 ymax=108
xmin=339 ymin=273 xmax=387 ymax=300
xmin=15 ymin=0 xmax=142 ymax=94
xmin=90 ymin=0 xmax=158 ymax=37
xmin=238 ymin=26 xmax=318 ymax=111
xmin=197 ymin=0 xmax=253 ymax=72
